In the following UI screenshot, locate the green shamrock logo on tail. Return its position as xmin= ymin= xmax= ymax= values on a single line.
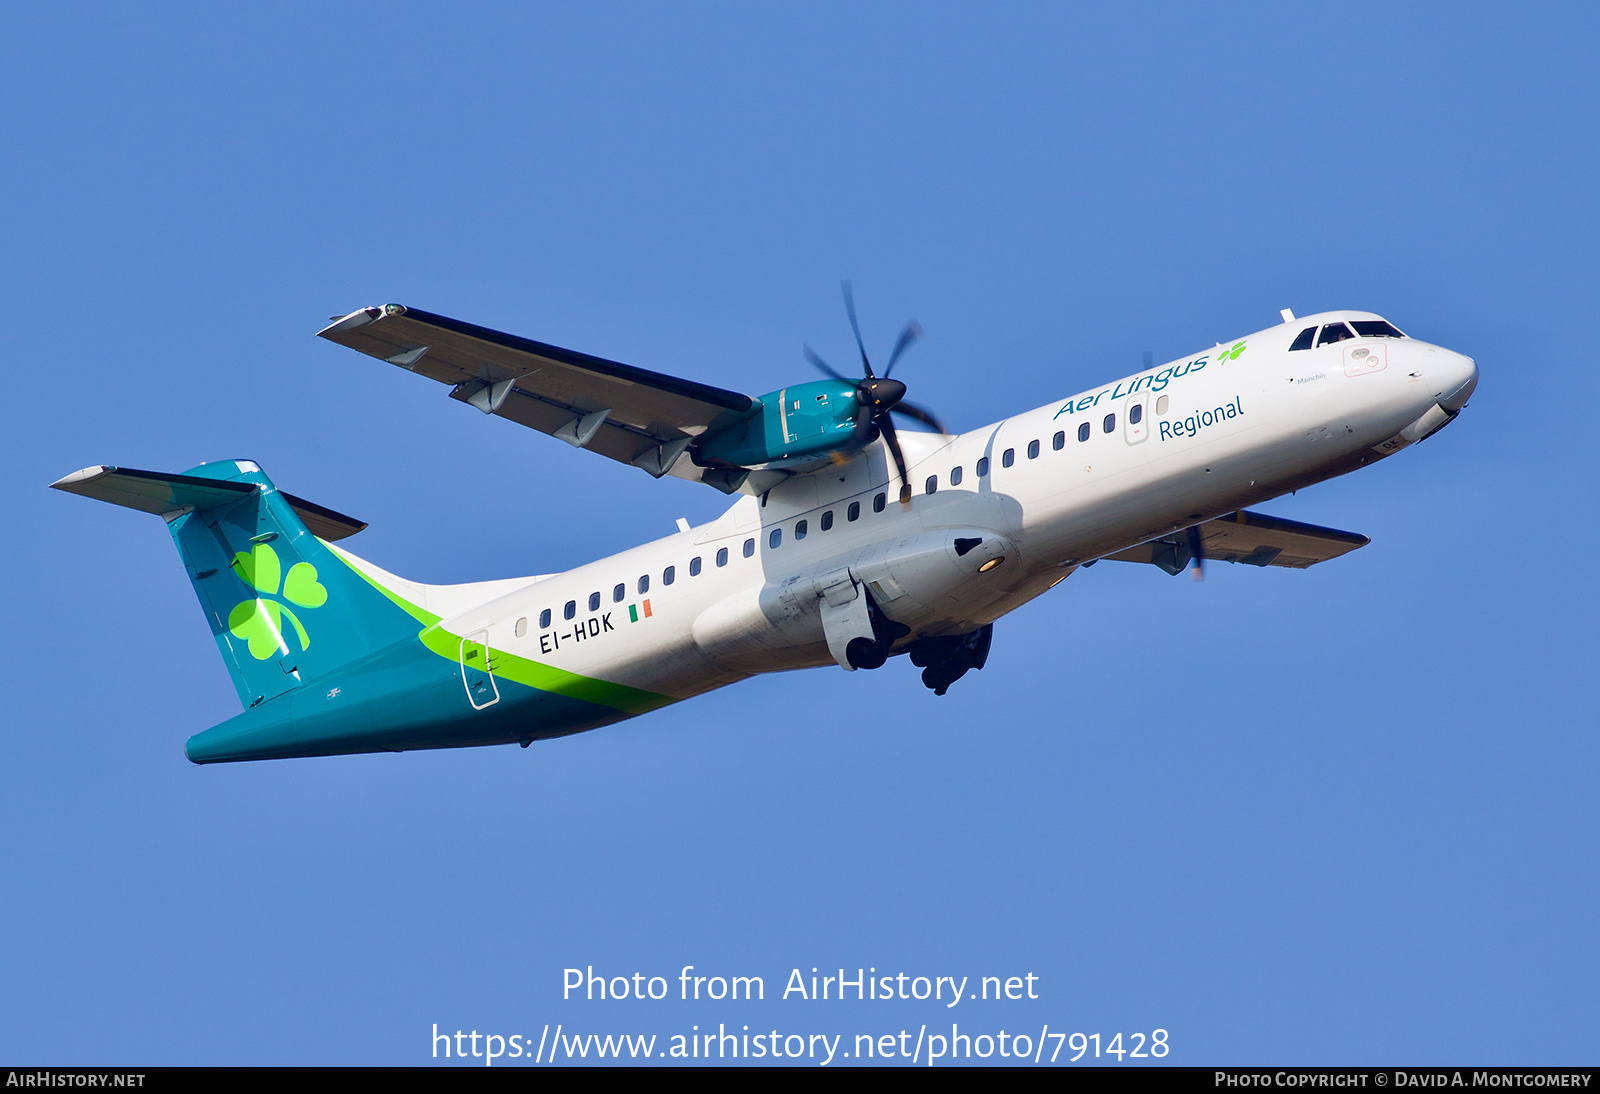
xmin=227 ymin=543 xmax=327 ymax=660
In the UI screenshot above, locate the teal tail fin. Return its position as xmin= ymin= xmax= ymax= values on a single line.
xmin=52 ymin=460 xmax=422 ymax=708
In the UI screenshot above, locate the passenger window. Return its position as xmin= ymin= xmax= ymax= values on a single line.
xmin=1052 ymin=431 xmax=1065 ymax=450
xmin=847 ymin=501 xmax=860 ymax=521
xmin=950 ymin=466 xmax=963 ymax=486
xmin=794 ymin=519 xmax=807 ymax=540
xmin=663 ymin=565 xmax=675 ymax=586
xmin=540 ymin=608 xmax=552 ymax=629
xmin=564 ymin=600 xmax=576 ymax=620
xmin=588 ymin=592 xmax=600 ymax=612
xmin=1155 ymin=395 xmax=1169 ymax=416
xmin=1351 ymin=320 xmax=1406 ymax=339
xmin=820 ymin=510 xmax=834 ymax=531
xmin=1077 ymin=421 xmax=1090 ymax=442
xmin=613 ymin=583 xmax=625 ymax=603
xmin=1002 ymin=448 xmax=1015 ymax=468
xmin=743 ymin=537 xmax=755 ymax=557
xmin=976 ymin=456 xmax=989 ymax=477
xmin=638 ymin=574 xmax=649 ymax=594
xmin=690 ymin=556 xmax=702 ymax=576
xmin=922 ymin=475 xmax=935 ymax=495
xmin=1027 ymin=439 xmax=1040 ymax=459
xmin=716 ymin=548 xmax=729 ymax=567
xmin=1130 ymin=403 xmax=1143 ymax=425
xmin=515 ymin=617 xmax=527 ymax=638
xmin=1317 ymin=322 xmax=1356 ymax=346
xmin=1103 ymin=413 xmax=1115 ymax=433
xmin=1289 ymin=325 xmax=1317 ymax=351
xmin=769 ymin=528 xmax=782 ymax=549
xmin=873 ymin=493 xmax=886 ymax=512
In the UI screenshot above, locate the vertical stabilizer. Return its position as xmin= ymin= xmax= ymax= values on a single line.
xmin=52 ymin=460 xmax=422 ymax=708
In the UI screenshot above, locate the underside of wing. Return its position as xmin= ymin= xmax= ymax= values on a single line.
xmin=1105 ymin=510 xmax=1369 ymax=572
xmin=319 ymin=305 xmax=761 ymax=490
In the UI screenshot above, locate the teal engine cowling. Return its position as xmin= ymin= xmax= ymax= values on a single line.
xmin=695 ymin=378 xmax=862 ymax=469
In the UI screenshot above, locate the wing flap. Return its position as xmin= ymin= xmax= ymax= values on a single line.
xmin=1105 ymin=510 xmax=1369 ymax=572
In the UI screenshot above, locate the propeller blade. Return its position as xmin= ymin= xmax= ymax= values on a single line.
xmin=804 ymin=344 xmax=849 ymax=382
xmin=841 ymin=280 xmax=873 ymax=377
xmin=890 ymin=399 xmax=945 ymax=434
xmin=1143 ymin=350 xmax=1154 ymax=370
xmin=853 ymin=400 xmax=875 ymax=444
xmin=879 ymin=413 xmax=912 ymax=504
xmin=1187 ymin=524 xmax=1205 ymax=582
xmin=882 ymin=321 xmax=923 ymax=377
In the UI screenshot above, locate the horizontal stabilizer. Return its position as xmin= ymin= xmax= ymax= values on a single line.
xmin=1105 ymin=510 xmax=1368 ymax=572
xmin=50 ymin=465 xmax=367 ymax=541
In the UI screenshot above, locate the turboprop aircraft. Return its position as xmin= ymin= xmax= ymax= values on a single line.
xmin=52 ymin=291 xmax=1477 ymax=763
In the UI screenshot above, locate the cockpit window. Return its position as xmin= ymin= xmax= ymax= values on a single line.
xmin=1350 ymin=320 xmax=1406 ymax=339
xmin=1289 ymin=326 xmax=1317 ymax=351
xmin=1316 ymin=322 xmax=1356 ymax=347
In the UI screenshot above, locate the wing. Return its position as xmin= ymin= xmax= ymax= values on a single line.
xmin=1104 ymin=510 xmax=1369 ymax=572
xmin=318 ymin=305 xmax=758 ymax=486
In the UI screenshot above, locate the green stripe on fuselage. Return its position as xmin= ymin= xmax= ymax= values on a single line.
xmin=325 ymin=542 xmax=673 ymax=717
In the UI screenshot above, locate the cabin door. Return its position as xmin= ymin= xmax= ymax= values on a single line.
xmin=459 ymin=629 xmax=501 ymax=710
xmin=1124 ymin=393 xmax=1150 ymax=445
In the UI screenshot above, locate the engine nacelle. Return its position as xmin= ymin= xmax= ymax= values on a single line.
xmin=694 ymin=379 xmax=861 ymax=469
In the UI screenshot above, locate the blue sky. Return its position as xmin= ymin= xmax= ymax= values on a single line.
xmin=2 ymin=2 xmax=1595 ymax=1065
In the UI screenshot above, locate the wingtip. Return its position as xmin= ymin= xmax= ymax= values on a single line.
xmin=316 ymin=306 xmax=386 ymax=338
xmin=49 ymin=465 xmax=114 ymax=491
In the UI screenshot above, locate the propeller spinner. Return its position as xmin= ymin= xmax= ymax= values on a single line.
xmin=803 ymin=282 xmax=946 ymax=503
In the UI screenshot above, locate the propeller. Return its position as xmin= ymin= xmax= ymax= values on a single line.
xmin=1186 ymin=524 xmax=1205 ymax=582
xmin=804 ymin=281 xmax=946 ymax=504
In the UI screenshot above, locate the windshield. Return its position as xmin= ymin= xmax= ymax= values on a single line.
xmin=1316 ymin=323 xmax=1356 ymax=347
xmin=1350 ymin=319 xmax=1406 ymax=339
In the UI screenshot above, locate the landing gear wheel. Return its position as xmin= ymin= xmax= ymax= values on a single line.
xmin=906 ymin=623 xmax=994 ymax=695
xmin=921 ymin=666 xmax=958 ymax=696
xmin=846 ymin=637 xmax=887 ymax=670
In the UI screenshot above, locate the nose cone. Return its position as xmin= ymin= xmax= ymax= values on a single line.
xmin=1430 ymin=349 xmax=1478 ymax=412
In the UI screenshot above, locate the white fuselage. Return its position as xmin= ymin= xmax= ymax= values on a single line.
xmin=344 ymin=310 xmax=1477 ymax=706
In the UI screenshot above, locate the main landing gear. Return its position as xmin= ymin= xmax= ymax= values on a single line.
xmin=907 ymin=624 xmax=993 ymax=696
xmin=847 ymin=606 xmax=994 ymax=696
xmin=843 ymin=593 xmax=911 ymax=670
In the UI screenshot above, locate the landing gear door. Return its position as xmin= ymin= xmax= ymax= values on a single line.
xmin=814 ymin=569 xmax=875 ymax=672
xmin=460 ymin=629 xmax=500 ymax=710
xmin=1125 ymin=394 xmax=1150 ymax=445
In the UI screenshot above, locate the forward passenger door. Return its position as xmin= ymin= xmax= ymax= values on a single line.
xmin=1124 ymin=394 xmax=1150 ymax=445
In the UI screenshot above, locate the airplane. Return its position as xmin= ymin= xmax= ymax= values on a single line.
xmin=51 ymin=292 xmax=1477 ymax=763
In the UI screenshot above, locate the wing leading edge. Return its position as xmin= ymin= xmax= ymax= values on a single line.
xmin=318 ymin=305 xmax=760 ymax=490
